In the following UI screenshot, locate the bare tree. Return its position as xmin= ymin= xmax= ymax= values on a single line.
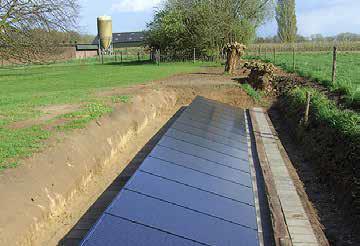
xmin=0 ymin=0 xmax=79 ymax=63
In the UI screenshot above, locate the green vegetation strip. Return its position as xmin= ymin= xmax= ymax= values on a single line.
xmin=246 ymin=52 xmax=360 ymax=106
xmin=239 ymin=83 xmax=262 ymax=102
xmin=287 ymin=87 xmax=360 ymax=137
xmin=0 ymin=61 xmax=212 ymax=169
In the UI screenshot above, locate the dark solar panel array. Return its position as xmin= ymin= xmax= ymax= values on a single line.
xmin=81 ymin=96 xmax=259 ymax=246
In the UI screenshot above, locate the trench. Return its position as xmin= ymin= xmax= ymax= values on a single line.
xmin=58 ymin=106 xmax=187 ymax=245
xmin=3 ymin=70 xmax=343 ymax=245
xmin=58 ymin=95 xmax=275 ymax=246
xmin=2 ymin=83 xmax=258 ymax=246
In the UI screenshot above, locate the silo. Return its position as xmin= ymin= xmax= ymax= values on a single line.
xmin=97 ymin=16 xmax=113 ymax=51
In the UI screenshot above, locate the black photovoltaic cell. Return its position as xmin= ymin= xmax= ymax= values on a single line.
xmin=158 ymin=137 xmax=250 ymax=172
xmin=81 ymin=214 xmax=204 ymax=246
xmin=125 ymin=171 xmax=257 ymax=228
xmin=175 ymin=118 xmax=247 ymax=142
xmin=149 ymin=146 xmax=252 ymax=186
xmin=81 ymin=96 xmax=260 ymax=246
xmin=177 ymin=114 xmax=246 ymax=136
xmin=165 ymin=128 xmax=248 ymax=159
xmin=171 ymin=121 xmax=248 ymax=148
xmin=139 ymin=157 xmax=254 ymax=205
xmin=107 ymin=190 xmax=258 ymax=246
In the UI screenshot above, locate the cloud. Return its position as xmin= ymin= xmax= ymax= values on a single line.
xmin=298 ymin=0 xmax=360 ymax=36
xmin=111 ymin=0 xmax=162 ymax=13
xmin=258 ymin=0 xmax=360 ymax=37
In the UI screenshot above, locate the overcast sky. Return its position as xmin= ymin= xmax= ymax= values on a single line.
xmin=79 ymin=0 xmax=360 ymax=37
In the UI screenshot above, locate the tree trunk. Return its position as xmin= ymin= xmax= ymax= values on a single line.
xmin=224 ymin=42 xmax=246 ymax=74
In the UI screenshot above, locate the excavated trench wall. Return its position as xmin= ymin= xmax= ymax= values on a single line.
xmin=273 ymin=94 xmax=360 ymax=236
xmin=0 ymin=85 xmax=253 ymax=246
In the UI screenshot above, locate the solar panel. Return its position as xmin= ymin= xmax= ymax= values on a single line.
xmin=81 ymin=96 xmax=261 ymax=246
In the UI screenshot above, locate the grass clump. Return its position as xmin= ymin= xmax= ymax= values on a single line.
xmin=57 ymin=102 xmax=113 ymax=130
xmin=239 ymin=83 xmax=262 ymax=102
xmin=287 ymin=87 xmax=360 ymax=136
xmin=0 ymin=126 xmax=51 ymax=169
xmin=111 ymin=95 xmax=131 ymax=103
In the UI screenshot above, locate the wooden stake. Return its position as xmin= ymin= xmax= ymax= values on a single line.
xmin=332 ymin=46 xmax=337 ymax=84
xmin=193 ymin=48 xmax=196 ymax=63
xmin=304 ymin=92 xmax=311 ymax=125
xmin=273 ymin=48 xmax=276 ymax=63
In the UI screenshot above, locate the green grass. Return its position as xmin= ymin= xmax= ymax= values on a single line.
xmin=287 ymin=87 xmax=360 ymax=136
xmin=0 ymin=60 xmax=211 ymax=169
xmin=239 ymin=83 xmax=262 ymax=102
xmin=246 ymin=52 xmax=360 ymax=105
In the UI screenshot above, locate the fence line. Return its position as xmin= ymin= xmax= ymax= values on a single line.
xmin=247 ymin=41 xmax=360 ymax=53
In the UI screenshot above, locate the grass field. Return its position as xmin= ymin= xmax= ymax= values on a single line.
xmin=249 ymin=52 xmax=360 ymax=104
xmin=0 ymin=60 xmax=211 ymax=170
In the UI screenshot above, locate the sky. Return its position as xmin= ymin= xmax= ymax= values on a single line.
xmin=79 ymin=0 xmax=360 ymax=37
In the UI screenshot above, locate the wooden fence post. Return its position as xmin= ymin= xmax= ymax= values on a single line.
xmin=304 ymin=92 xmax=311 ymax=126
xmin=332 ymin=46 xmax=337 ymax=84
xmin=193 ymin=48 xmax=196 ymax=63
xmin=273 ymin=48 xmax=276 ymax=63
xmin=258 ymin=46 xmax=261 ymax=57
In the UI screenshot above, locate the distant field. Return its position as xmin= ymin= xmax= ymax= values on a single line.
xmin=0 ymin=60 xmax=211 ymax=169
xmin=248 ymin=52 xmax=360 ymax=103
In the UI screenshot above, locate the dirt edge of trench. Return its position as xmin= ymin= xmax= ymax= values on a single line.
xmin=0 ymin=84 xmax=255 ymax=246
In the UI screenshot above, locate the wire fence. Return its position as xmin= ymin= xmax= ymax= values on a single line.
xmin=245 ymin=45 xmax=360 ymax=102
xmin=247 ymin=41 xmax=360 ymax=54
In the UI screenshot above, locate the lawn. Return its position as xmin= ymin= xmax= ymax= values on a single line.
xmin=0 ymin=60 xmax=211 ymax=170
xmin=249 ymin=52 xmax=360 ymax=104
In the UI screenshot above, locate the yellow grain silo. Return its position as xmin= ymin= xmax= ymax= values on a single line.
xmin=97 ymin=16 xmax=113 ymax=50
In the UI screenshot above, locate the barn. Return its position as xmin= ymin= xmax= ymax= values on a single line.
xmin=92 ymin=31 xmax=146 ymax=48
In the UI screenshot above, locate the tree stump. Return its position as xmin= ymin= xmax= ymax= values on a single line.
xmin=225 ymin=42 xmax=246 ymax=74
